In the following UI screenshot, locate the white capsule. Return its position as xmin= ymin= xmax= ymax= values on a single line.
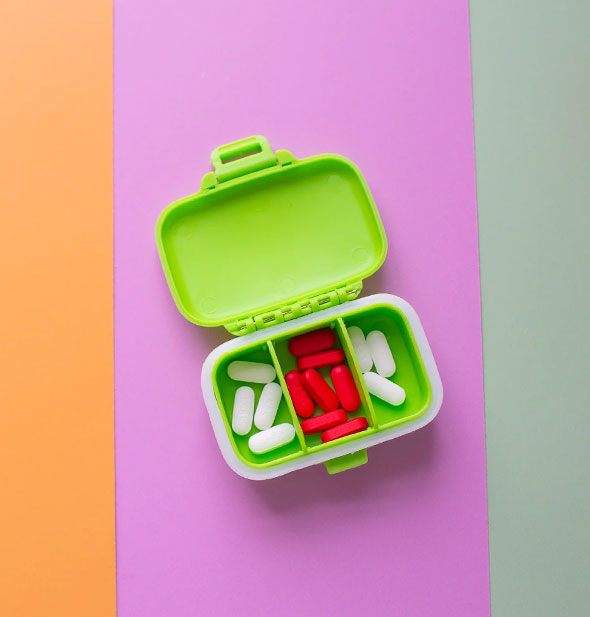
xmin=248 ymin=423 xmax=296 ymax=454
xmin=228 ymin=360 xmax=276 ymax=383
xmin=254 ymin=382 xmax=283 ymax=430
xmin=231 ymin=386 xmax=255 ymax=435
xmin=363 ymin=372 xmax=406 ymax=406
xmin=347 ymin=326 xmax=373 ymax=372
xmin=366 ymin=330 xmax=396 ymax=377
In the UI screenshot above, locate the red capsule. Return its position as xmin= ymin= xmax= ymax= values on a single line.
xmin=288 ymin=327 xmax=336 ymax=357
xmin=321 ymin=417 xmax=369 ymax=443
xmin=297 ymin=349 xmax=345 ymax=372
xmin=285 ymin=370 xmax=315 ymax=418
xmin=300 ymin=409 xmax=348 ymax=435
xmin=302 ymin=369 xmax=339 ymax=411
xmin=330 ymin=365 xmax=361 ymax=412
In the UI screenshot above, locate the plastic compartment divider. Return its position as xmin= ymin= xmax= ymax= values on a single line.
xmin=266 ymin=340 xmax=307 ymax=452
xmin=335 ymin=318 xmax=379 ymax=428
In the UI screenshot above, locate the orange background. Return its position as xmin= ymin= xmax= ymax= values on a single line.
xmin=0 ymin=2 xmax=115 ymax=616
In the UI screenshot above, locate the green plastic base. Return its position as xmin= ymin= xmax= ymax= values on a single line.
xmin=211 ymin=302 xmax=433 ymax=472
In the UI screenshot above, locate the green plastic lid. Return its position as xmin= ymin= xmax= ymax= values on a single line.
xmin=156 ymin=135 xmax=387 ymax=335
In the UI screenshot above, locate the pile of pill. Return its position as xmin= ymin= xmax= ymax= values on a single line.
xmin=285 ymin=327 xmax=369 ymax=443
xmin=227 ymin=360 xmax=296 ymax=454
xmin=348 ymin=326 xmax=406 ymax=406
xmin=224 ymin=325 xmax=405 ymax=458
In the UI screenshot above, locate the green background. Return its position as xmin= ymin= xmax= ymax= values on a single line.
xmin=470 ymin=2 xmax=590 ymax=615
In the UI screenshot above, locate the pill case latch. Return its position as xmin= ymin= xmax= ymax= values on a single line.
xmin=324 ymin=449 xmax=368 ymax=474
xmin=225 ymin=281 xmax=363 ymax=336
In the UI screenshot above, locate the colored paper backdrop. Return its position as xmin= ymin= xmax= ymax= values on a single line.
xmin=0 ymin=2 xmax=115 ymax=616
xmin=471 ymin=2 xmax=590 ymax=615
xmin=114 ymin=1 xmax=489 ymax=616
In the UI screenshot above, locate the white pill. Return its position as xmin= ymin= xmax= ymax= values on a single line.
xmin=228 ymin=360 xmax=276 ymax=383
xmin=363 ymin=372 xmax=406 ymax=406
xmin=347 ymin=326 xmax=373 ymax=372
xmin=366 ymin=330 xmax=396 ymax=377
xmin=248 ymin=423 xmax=296 ymax=454
xmin=254 ymin=382 xmax=283 ymax=430
xmin=231 ymin=386 xmax=255 ymax=435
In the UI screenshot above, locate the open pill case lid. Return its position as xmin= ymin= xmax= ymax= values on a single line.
xmin=155 ymin=135 xmax=388 ymax=335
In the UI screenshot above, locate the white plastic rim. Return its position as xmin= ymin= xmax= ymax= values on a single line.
xmin=201 ymin=293 xmax=443 ymax=480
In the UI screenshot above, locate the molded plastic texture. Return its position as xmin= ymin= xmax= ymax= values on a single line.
xmin=156 ymin=136 xmax=387 ymax=334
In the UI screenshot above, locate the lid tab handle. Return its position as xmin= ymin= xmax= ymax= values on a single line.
xmin=211 ymin=135 xmax=277 ymax=183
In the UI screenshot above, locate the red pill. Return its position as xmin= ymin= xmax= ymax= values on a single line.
xmin=285 ymin=370 xmax=315 ymax=418
xmin=321 ymin=417 xmax=369 ymax=443
xmin=297 ymin=349 xmax=345 ymax=372
xmin=300 ymin=409 xmax=348 ymax=435
xmin=330 ymin=365 xmax=361 ymax=412
xmin=288 ymin=327 xmax=336 ymax=357
xmin=302 ymin=369 xmax=339 ymax=411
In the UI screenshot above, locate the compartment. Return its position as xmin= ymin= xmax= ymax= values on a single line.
xmin=212 ymin=342 xmax=305 ymax=468
xmin=341 ymin=304 xmax=432 ymax=428
xmin=271 ymin=318 xmax=374 ymax=451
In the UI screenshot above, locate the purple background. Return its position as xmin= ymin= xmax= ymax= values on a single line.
xmin=114 ymin=1 xmax=489 ymax=615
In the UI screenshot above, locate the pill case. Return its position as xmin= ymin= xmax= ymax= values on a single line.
xmin=156 ymin=135 xmax=443 ymax=479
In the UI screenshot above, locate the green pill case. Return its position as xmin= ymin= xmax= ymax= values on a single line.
xmin=156 ymin=136 xmax=443 ymax=479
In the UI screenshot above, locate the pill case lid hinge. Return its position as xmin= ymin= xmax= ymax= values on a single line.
xmin=225 ymin=282 xmax=363 ymax=336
